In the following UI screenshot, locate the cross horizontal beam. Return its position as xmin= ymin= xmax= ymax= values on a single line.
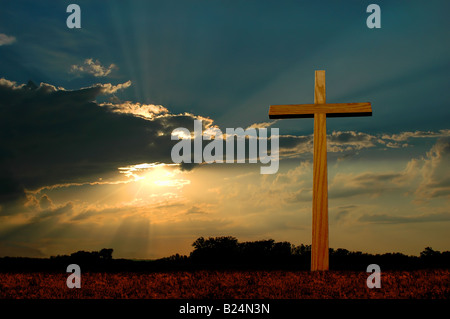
xmin=269 ymin=102 xmax=372 ymax=119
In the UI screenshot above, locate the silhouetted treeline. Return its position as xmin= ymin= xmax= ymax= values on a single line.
xmin=0 ymin=237 xmax=449 ymax=272
xmin=0 ymin=248 xmax=117 ymax=272
xmin=189 ymin=237 xmax=295 ymax=269
xmin=187 ymin=236 xmax=450 ymax=270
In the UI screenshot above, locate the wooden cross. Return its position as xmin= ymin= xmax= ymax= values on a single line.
xmin=268 ymin=70 xmax=372 ymax=271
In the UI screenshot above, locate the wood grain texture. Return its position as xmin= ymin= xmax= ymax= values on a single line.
xmin=266 ymin=70 xmax=372 ymax=271
xmin=268 ymin=102 xmax=372 ymax=119
xmin=312 ymin=112 xmax=329 ymax=271
xmin=315 ymin=70 xmax=326 ymax=104
xmin=311 ymin=71 xmax=329 ymax=271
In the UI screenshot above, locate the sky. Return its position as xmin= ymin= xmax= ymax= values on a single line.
xmin=0 ymin=0 xmax=449 ymax=259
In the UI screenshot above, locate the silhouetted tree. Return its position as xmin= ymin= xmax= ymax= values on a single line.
xmin=292 ymin=244 xmax=311 ymax=256
xmin=420 ymin=247 xmax=439 ymax=258
xmin=334 ymin=248 xmax=350 ymax=257
xmin=272 ymin=242 xmax=292 ymax=258
xmin=191 ymin=236 xmax=240 ymax=265
xmin=99 ymin=248 xmax=113 ymax=260
xmin=419 ymin=247 xmax=450 ymax=268
xmin=240 ymin=239 xmax=275 ymax=262
xmin=70 ymin=250 xmax=99 ymax=262
xmin=1 ymin=240 xmax=449 ymax=272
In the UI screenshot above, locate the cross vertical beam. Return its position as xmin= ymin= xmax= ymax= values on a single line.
xmin=312 ymin=70 xmax=328 ymax=271
xmin=268 ymin=70 xmax=372 ymax=271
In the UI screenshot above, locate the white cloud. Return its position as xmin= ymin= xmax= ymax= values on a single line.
xmin=382 ymin=129 xmax=450 ymax=142
xmin=0 ymin=33 xmax=16 ymax=46
xmin=0 ymin=78 xmax=23 ymax=89
xmin=70 ymin=58 xmax=117 ymax=77
xmin=328 ymin=131 xmax=378 ymax=152
xmin=327 ymin=137 xmax=450 ymax=201
xmin=413 ymin=137 xmax=450 ymax=200
xmin=246 ymin=120 xmax=278 ymax=129
xmin=278 ymin=131 xmax=379 ymax=158
xmin=101 ymin=101 xmax=169 ymax=119
xmin=97 ymin=80 xmax=132 ymax=94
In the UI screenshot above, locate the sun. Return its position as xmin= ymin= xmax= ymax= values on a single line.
xmin=119 ymin=162 xmax=190 ymax=189
xmin=145 ymin=166 xmax=177 ymax=186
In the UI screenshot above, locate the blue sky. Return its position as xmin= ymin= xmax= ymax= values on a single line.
xmin=2 ymin=0 xmax=449 ymax=131
xmin=0 ymin=0 xmax=449 ymax=258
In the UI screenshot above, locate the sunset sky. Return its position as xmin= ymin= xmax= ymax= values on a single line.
xmin=0 ymin=0 xmax=449 ymax=259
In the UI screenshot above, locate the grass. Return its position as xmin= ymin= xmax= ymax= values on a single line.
xmin=0 ymin=269 xmax=449 ymax=299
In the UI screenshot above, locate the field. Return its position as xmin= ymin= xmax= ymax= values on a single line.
xmin=0 ymin=269 xmax=449 ymax=299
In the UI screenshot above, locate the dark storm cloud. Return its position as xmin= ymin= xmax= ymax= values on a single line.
xmin=328 ymin=131 xmax=377 ymax=145
xmin=0 ymin=78 xmax=202 ymax=207
xmin=0 ymin=169 xmax=27 ymax=204
xmin=279 ymin=135 xmax=312 ymax=152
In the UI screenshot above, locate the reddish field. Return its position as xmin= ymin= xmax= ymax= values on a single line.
xmin=0 ymin=270 xmax=448 ymax=299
